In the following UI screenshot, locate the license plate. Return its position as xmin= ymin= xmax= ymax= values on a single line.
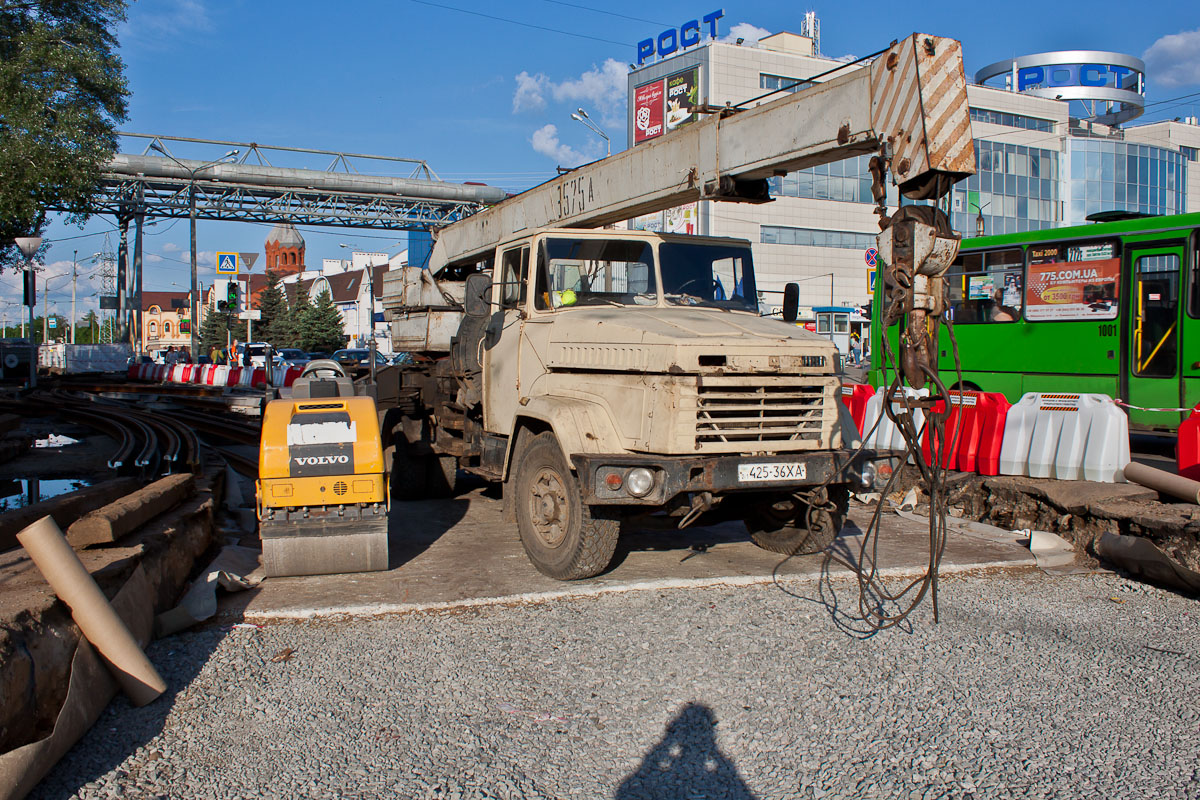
xmin=737 ymin=462 xmax=806 ymax=483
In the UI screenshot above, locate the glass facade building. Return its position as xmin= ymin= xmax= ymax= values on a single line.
xmin=949 ymin=140 xmax=1061 ymax=236
xmin=1064 ymin=138 xmax=1186 ymax=224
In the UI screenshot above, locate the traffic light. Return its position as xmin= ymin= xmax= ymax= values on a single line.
xmin=226 ymin=281 xmax=239 ymax=309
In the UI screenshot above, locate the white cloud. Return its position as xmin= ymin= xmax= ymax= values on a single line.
xmin=513 ymin=59 xmax=628 ymax=125
xmin=530 ymin=124 xmax=597 ymax=167
xmin=121 ymin=0 xmax=213 ymax=51
xmin=146 ymin=254 xmax=165 ymax=264
xmin=513 ymin=71 xmax=548 ymax=113
xmin=720 ymin=22 xmax=771 ymax=46
xmin=161 ymin=242 xmax=182 ymax=254
xmin=1143 ymin=28 xmax=1200 ymax=88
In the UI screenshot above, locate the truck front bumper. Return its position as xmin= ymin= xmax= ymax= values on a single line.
xmin=571 ymin=449 xmax=884 ymax=506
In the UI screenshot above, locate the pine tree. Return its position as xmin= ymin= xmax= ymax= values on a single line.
xmin=301 ymin=288 xmax=345 ymax=353
xmin=287 ymin=288 xmax=314 ymax=351
xmin=257 ymin=270 xmax=292 ymax=347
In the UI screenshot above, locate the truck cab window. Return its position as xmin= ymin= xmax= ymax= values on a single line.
xmin=499 ymin=247 xmax=528 ymax=308
xmin=534 ymin=238 xmax=656 ymax=310
xmin=946 ymin=247 xmax=1023 ymax=324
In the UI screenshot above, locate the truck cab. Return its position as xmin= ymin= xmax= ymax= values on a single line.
xmin=383 ymin=228 xmax=869 ymax=580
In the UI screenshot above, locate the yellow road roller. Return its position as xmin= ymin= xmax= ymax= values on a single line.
xmin=256 ymin=361 xmax=388 ymax=577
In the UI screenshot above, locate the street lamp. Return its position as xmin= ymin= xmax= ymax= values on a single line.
xmin=968 ymin=200 xmax=991 ymax=238
xmin=148 ymin=143 xmax=238 ymax=358
xmin=570 ymin=107 xmax=610 ymax=158
xmin=14 ymin=236 xmax=41 ymax=388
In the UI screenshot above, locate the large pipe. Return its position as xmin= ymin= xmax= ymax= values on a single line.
xmin=17 ymin=516 xmax=166 ymax=706
xmin=106 ymin=154 xmax=508 ymax=205
xmin=1123 ymin=461 xmax=1200 ymax=505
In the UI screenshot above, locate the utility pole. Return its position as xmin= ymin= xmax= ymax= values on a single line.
xmin=15 ymin=236 xmax=41 ymax=389
xmin=71 ymin=250 xmax=77 ymax=345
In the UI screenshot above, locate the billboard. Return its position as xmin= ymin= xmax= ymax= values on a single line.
xmin=634 ymin=80 xmax=665 ymax=144
xmin=1025 ymin=241 xmax=1120 ymax=320
xmin=665 ymin=67 xmax=699 ymax=131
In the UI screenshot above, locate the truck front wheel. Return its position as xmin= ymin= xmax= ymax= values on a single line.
xmin=744 ymin=485 xmax=849 ymax=556
xmin=513 ymin=432 xmax=618 ymax=580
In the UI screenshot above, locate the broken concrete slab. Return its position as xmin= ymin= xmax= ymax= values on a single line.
xmin=66 ymin=474 xmax=195 ymax=549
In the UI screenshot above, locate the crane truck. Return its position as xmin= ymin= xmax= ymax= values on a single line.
xmin=277 ymin=32 xmax=976 ymax=581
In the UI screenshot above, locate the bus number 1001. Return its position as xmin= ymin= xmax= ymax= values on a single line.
xmin=1097 ymin=324 xmax=1117 ymax=337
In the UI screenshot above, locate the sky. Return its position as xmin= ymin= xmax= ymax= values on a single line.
xmin=21 ymin=0 xmax=1200 ymax=322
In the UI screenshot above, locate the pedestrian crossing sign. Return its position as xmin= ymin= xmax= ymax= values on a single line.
xmin=216 ymin=252 xmax=239 ymax=275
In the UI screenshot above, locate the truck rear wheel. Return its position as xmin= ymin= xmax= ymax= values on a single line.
xmin=513 ymin=432 xmax=618 ymax=580
xmin=744 ymin=486 xmax=849 ymax=556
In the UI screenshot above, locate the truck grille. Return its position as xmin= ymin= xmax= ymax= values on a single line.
xmin=695 ymin=376 xmax=835 ymax=450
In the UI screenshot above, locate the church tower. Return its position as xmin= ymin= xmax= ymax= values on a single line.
xmin=264 ymin=223 xmax=305 ymax=275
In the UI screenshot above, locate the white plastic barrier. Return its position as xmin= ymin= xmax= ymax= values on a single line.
xmin=169 ymin=364 xmax=186 ymax=383
xmin=998 ymin=393 xmax=1129 ymax=483
xmin=211 ymin=365 xmax=229 ymax=386
xmin=861 ymin=386 xmax=930 ymax=452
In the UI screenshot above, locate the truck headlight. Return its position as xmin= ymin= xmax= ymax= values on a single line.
xmin=626 ymin=467 xmax=654 ymax=497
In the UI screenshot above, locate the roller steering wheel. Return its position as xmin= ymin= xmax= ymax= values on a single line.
xmin=300 ymin=359 xmax=348 ymax=379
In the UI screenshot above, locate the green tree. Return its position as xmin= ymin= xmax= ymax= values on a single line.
xmin=0 ymin=1 xmax=130 ymax=270
xmin=287 ymin=288 xmax=314 ymax=350
xmin=75 ymin=310 xmax=98 ymax=343
xmin=198 ymin=307 xmax=245 ymax=360
xmin=257 ymin=270 xmax=293 ymax=347
xmin=299 ymin=288 xmax=345 ymax=353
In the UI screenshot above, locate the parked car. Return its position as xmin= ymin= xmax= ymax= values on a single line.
xmin=274 ymin=348 xmax=309 ymax=369
xmin=306 ymin=352 xmax=331 ymax=362
xmin=234 ymin=342 xmax=270 ymax=368
xmin=390 ymin=352 xmax=414 ymax=366
xmin=197 ymin=355 xmax=213 ymax=365
xmin=332 ymin=348 xmax=389 ymax=370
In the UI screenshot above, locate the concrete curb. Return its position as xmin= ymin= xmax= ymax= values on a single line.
xmin=240 ymin=557 xmax=1037 ymax=622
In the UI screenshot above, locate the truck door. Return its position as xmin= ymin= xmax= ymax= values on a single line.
xmin=483 ymin=245 xmax=528 ymax=435
xmin=1125 ymin=242 xmax=1186 ymax=430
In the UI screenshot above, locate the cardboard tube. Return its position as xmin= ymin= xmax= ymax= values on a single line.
xmin=16 ymin=516 xmax=166 ymax=706
xmin=1122 ymin=462 xmax=1200 ymax=505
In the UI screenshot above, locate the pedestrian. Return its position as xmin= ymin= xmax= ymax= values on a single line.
xmin=164 ymin=345 xmax=178 ymax=365
xmin=849 ymin=332 xmax=862 ymax=366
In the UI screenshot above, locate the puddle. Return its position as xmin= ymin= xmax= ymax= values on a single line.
xmin=0 ymin=478 xmax=92 ymax=512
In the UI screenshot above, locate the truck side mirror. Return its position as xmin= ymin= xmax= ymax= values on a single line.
xmin=464 ymin=272 xmax=492 ymax=317
xmin=782 ymin=283 xmax=799 ymax=323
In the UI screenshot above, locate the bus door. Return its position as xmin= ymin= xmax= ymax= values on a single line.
xmin=1184 ymin=232 xmax=1200 ymax=417
xmin=1124 ymin=243 xmax=1185 ymax=430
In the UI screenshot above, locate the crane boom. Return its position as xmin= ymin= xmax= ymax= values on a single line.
xmin=431 ymin=32 xmax=975 ymax=272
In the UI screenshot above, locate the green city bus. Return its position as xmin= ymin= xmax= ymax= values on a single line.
xmin=867 ymin=212 xmax=1200 ymax=432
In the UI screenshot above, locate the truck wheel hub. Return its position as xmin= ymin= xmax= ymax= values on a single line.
xmin=530 ymin=468 xmax=568 ymax=547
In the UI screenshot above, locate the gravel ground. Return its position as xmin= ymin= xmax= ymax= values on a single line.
xmin=32 ymin=571 xmax=1199 ymax=800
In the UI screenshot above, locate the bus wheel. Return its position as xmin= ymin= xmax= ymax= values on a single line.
xmin=951 ymin=381 xmax=981 ymax=393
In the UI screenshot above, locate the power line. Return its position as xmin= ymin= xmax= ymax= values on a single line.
xmin=537 ymin=0 xmax=669 ymax=27
xmin=410 ymin=0 xmax=629 ymax=47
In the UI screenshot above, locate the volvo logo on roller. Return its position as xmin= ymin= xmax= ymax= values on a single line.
xmin=294 ymin=455 xmax=349 ymax=466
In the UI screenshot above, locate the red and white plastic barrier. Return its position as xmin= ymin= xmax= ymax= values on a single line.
xmin=921 ymin=391 xmax=1010 ymax=477
xmin=839 ymin=383 xmax=874 ymax=435
xmin=999 ymin=393 xmax=1129 ymax=483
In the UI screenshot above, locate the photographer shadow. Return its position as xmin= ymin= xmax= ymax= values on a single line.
xmin=614 ymin=702 xmax=756 ymax=800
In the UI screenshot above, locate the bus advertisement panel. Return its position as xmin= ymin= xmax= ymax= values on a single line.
xmin=1025 ymin=242 xmax=1120 ymax=321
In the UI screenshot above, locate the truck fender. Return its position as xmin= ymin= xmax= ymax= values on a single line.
xmin=503 ymin=395 xmax=623 ymax=482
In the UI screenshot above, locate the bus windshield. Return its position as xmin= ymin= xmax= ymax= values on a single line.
xmin=658 ymin=242 xmax=757 ymax=312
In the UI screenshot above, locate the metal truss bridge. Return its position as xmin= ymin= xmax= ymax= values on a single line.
xmin=70 ymin=133 xmax=508 ymax=231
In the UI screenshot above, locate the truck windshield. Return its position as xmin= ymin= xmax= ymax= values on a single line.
xmin=535 ymin=238 xmax=657 ymax=309
xmin=659 ymin=242 xmax=757 ymax=312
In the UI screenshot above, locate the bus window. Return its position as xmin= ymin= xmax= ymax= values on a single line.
xmin=946 ymin=247 xmax=1023 ymax=324
xmin=1133 ymin=253 xmax=1179 ymax=378
xmin=1026 ymin=240 xmax=1120 ymax=321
